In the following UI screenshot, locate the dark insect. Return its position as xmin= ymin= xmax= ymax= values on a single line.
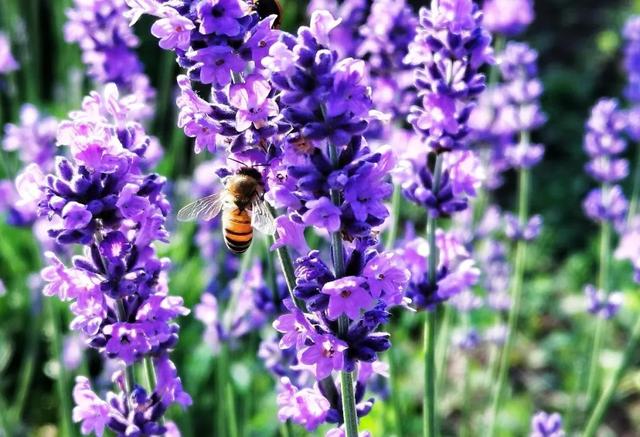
xmin=254 ymin=0 xmax=283 ymax=28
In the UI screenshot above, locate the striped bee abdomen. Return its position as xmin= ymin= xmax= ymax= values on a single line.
xmin=222 ymin=208 xmax=253 ymax=254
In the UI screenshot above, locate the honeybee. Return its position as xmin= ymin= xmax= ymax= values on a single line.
xmin=253 ymin=0 xmax=282 ymax=28
xmin=177 ymin=167 xmax=276 ymax=254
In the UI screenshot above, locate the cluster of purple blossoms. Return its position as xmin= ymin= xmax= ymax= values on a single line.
xmin=398 ymin=0 xmax=492 ymax=227
xmin=623 ymin=16 xmax=640 ymax=104
xmin=583 ymin=284 xmax=623 ymax=320
xmin=264 ymin=12 xmax=392 ymax=238
xmin=582 ymin=99 xmax=629 ymax=226
xmin=263 ymin=315 xmax=391 ymax=434
xmin=315 ymin=0 xmax=418 ymax=140
xmin=259 ymin=334 xmax=382 ymax=434
xmin=34 ymin=85 xmax=190 ymax=436
xmin=530 ymin=411 xmax=565 ymax=437
xmin=357 ymin=0 xmax=417 ymax=124
xmin=128 ymin=0 xmax=282 ymax=159
xmin=469 ymin=41 xmax=546 ymax=189
xmin=405 ymin=0 xmax=493 ymax=153
xmin=195 ymin=261 xmax=286 ymax=354
xmin=65 ymin=0 xmax=153 ymax=100
xmin=400 ymin=230 xmax=480 ymax=310
xmin=0 ymin=32 xmax=18 ymax=74
xmin=0 ymin=104 xmax=58 ymax=226
xmin=254 ymin=11 xmax=411 ymax=433
xmin=396 ymin=0 xmax=492 ymax=310
xmin=482 ymin=0 xmax=534 ymax=37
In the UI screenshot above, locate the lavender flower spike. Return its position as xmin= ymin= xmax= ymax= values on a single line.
xmin=38 ymin=85 xmax=190 ymax=435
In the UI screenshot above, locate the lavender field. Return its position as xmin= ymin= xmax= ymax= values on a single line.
xmin=1 ymin=0 xmax=640 ymax=436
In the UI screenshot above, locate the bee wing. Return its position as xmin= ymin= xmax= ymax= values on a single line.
xmin=177 ymin=192 xmax=226 ymax=222
xmin=251 ymin=198 xmax=276 ymax=235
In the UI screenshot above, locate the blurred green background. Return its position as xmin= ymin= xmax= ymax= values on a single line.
xmin=2 ymin=0 xmax=640 ymax=436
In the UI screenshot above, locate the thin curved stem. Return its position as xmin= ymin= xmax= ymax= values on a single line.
xmin=385 ymin=184 xmax=402 ymax=250
xmin=584 ymin=317 xmax=640 ymax=436
xmin=586 ymin=218 xmax=612 ymax=405
xmin=488 ymin=165 xmax=530 ymax=436
xmin=627 ymin=142 xmax=640 ymax=220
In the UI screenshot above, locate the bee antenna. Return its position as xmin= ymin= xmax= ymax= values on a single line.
xmin=227 ymin=157 xmax=247 ymax=167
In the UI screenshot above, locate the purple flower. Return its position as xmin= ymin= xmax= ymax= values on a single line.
xmin=483 ymin=0 xmax=534 ymax=37
xmin=273 ymin=304 xmax=313 ymax=350
xmin=229 ymin=74 xmax=279 ymax=131
xmin=530 ymin=411 xmax=565 ymax=437
xmin=72 ymin=377 xmax=110 ymax=437
xmin=452 ymin=328 xmax=481 ymax=351
xmin=194 ymin=293 xmax=222 ymax=353
xmin=151 ymin=13 xmax=195 ymax=50
xmin=322 ymin=276 xmax=374 ymax=320
xmin=302 ymin=197 xmax=342 ymax=232
xmin=196 ymin=0 xmax=245 ymax=37
xmin=402 ymin=230 xmax=480 ymax=309
xmin=65 ymin=0 xmax=148 ymax=93
xmin=504 ymin=213 xmax=543 ymax=241
xmin=299 ymin=333 xmax=348 ymax=379
xmin=0 ymin=32 xmax=18 ymax=73
xmin=584 ymin=284 xmax=623 ymax=320
xmin=272 ymin=215 xmax=310 ymax=255
xmin=406 ymin=1 xmax=492 ymax=151
xmin=2 ymin=104 xmax=57 ymax=169
xmin=277 ymin=377 xmax=330 ymax=431
xmin=624 ymin=16 xmax=640 ymax=103
xmin=505 ymin=142 xmax=545 ymax=169
xmin=584 ymin=99 xmax=627 ymax=160
xmin=584 ymin=156 xmax=628 ymax=183
xmin=583 ymin=185 xmax=628 ymax=225
xmin=362 ymin=252 xmax=410 ymax=306
xmin=40 ymin=84 xmax=188 ymax=434
xmin=187 ymin=45 xmax=245 ymax=87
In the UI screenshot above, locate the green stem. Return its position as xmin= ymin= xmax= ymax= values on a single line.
xmin=488 ymin=165 xmax=530 ymax=437
xmin=388 ymin=343 xmax=406 ymax=436
xmin=435 ymin=305 xmax=453 ymax=395
xmin=460 ymin=313 xmax=472 ymax=437
xmin=144 ymin=357 xmax=157 ymax=389
xmin=385 ymin=184 xmax=402 ymax=250
xmin=627 ymin=143 xmax=640 ymax=220
xmin=263 ymin=236 xmax=280 ymax=303
xmin=326 ymin=134 xmax=358 ymax=437
xmin=488 ymin=36 xmax=506 ymax=86
xmin=423 ymin=310 xmax=437 ymax=437
xmin=584 ymin=316 xmax=640 ymax=436
xmin=154 ymin=51 xmax=177 ymax=142
xmin=11 ymin=306 xmax=39 ymax=423
xmin=424 ymin=154 xmax=443 ymax=437
xmin=340 ymin=370 xmax=358 ymax=437
xmin=46 ymin=300 xmax=74 ymax=437
xmin=226 ymin=382 xmax=239 ymax=437
xmin=586 ymin=217 xmax=612 ymax=405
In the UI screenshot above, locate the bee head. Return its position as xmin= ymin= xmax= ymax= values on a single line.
xmin=236 ymin=166 xmax=263 ymax=184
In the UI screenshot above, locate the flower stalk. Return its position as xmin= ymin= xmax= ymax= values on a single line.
xmin=328 ymin=137 xmax=359 ymax=437
xmin=584 ymin=316 xmax=640 ymax=436
xmin=586 ymin=214 xmax=611 ymax=405
xmin=489 ymin=133 xmax=531 ymax=436
xmin=424 ymin=154 xmax=443 ymax=437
